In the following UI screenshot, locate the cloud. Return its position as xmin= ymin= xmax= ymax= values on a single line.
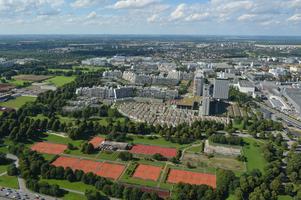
xmin=147 ymin=14 xmax=158 ymax=23
xmin=237 ymin=14 xmax=257 ymax=22
xmin=70 ymin=0 xmax=98 ymax=8
xmin=86 ymin=11 xmax=97 ymax=19
xmin=185 ymin=13 xmax=210 ymax=22
xmin=112 ymin=0 xmax=158 ymax=9
xmin=288 ymin=14 xmax=301 ymax=22
xmin=169 ymin=3 xmax=186 ymax=21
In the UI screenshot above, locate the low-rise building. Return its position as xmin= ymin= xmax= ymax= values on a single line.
xmin=237 ymin=81 xmax=255 ymax=95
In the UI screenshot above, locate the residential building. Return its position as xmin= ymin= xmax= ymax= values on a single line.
xmin=193 ymin=71 xmax=204 ymax=96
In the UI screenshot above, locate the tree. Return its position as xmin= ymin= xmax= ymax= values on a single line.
xmin=118 ymin=152 xmax=133 ymax=161
xmin=81 ymin=143 xmax=95 ymax=154
xmin=7 ymin=163 xmax=18 ymax=176
xmin=0 ymin=153 xmax=9 ymax=165
xmin=85 ymin=189 xmax=108 ymax=200
xmin=152 ymin=153 xmax=167 ymax=161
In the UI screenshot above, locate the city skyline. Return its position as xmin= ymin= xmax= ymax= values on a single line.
xmin=0 ymin=0 xmax=301 ymax=36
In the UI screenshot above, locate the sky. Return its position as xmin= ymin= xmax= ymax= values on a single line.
xmin=0 ymin=0 xmax=301 ymax=35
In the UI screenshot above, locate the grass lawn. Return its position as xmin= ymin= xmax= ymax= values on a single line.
xmin=7 ymin=79 xmax=30 ymax=87
xmin=0 ymin=165 xmax=8 ymax=174
xmin=243 ymin=137 xmax=266 ymax=173
xmin=41 ymin=179 xmax=95 ymax=193
xmin=127 ymin=134 xmax=191 ymax=149
xmin=0 ymin=144 xmax=8 ymax=154
xmin=96 ymin=151 xmax=120 ymax=161
xmin=42 ymin=154 xmax=57 ymax=161
xmin=73 ymin=65 xmax=108 ymax=72
xmin=0 ymin=175 xmax=19 ymax=189
xmin=45 ymin=76 xmax=76 ymax=87
xmin=40 ymin=133 xmax=83 ymax=146
xmin=62 ymin=192 xmax=87 ymax=200
xmin=66 ymin=149 xmax=98 ymax=159
xmin=48 ymin=69 xmax=73 ymax=73
xmin=63 ymin=192 xmax=86 ymax=200
xmin=57 ymin=115 xmax=77 ymax=124
xmin=226 ymin=194 xmax=236 ymax=200
xmin=278 ymin=195 xmax=293 ymax=200
xmin=181 ymin=153 xmax=245 ymax=174
xmin=233 ymin=121 xmax=244 ymax=130
xmin=186 ymin=144 xmax=202 ymax=153
xmin=0 ymin=96 xmax=36 ymax=109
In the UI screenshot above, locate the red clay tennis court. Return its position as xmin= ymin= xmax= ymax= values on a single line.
xmin=52 ymin=156 xmax=125 ymax=180
xmin=95 ymin=162 xmax=125 ymax=180
xmin=89 ymin=136 xmax=105 ymax=148
xmin=130 ymin=144 xmax=177 ymax=158
xmin=74 ymin=159 xmax=101 ymax=173
xmin=52 ymin=156 xmax=79 ymax=168
xmin=167 ymin=169 xmax=216 ymax=188
xmin=132 ymin=164 xmax=162 ymax=181
xmin=31 ymin=142 xmax=67 ymax=155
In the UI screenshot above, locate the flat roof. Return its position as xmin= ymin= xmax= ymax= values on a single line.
xmin=239 ymin=80 xmax=254 ymax=88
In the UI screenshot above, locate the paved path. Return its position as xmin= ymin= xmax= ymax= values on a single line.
xmin=180 ymin=143 xmax=201 ymax=160
xmin=5 ymin=154 xmax=57 ymax=200
xmin=0 ymin=172 xmax=7 ymax=177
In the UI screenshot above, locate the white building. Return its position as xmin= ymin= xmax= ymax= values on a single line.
xmin=237 ymin=81 xmax=255 ymax=96
xmin=81 ymin=57 xmax=108 ymax=66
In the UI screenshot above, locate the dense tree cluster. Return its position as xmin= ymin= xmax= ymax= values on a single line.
xmin=158 ymin=120 xmax=225 ymax=144
xmin=172 ymin=183 xmax=217 ymax=200
xmin=209 ymin=134 xmax=243 ymax=146
xmin=62 ymin=105 xmax=122 ymax=119
xmin=230 ymin=116 xmax=283 ymax=135
xmin=118 ymin=152 xmax=133 ymax=161
xmin=26 ymin=180 xmax=64 ymax=197
xmin=286 ymin=153 xmax=301 ymax=184
xmin=229 ymin=87 xmax=253 ymax=105
xmin=81 ymin=142 xmax=95 ymax=154
xmin=10 ymin=144 xmax=160 ymax=199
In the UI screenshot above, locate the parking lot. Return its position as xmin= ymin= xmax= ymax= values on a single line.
xmin=0 ymin=187 xmax=57 ymax=200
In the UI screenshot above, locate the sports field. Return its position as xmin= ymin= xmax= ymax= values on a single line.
xmin=31 ymin=142 xmax=67 ymax=155
xmin=52 ymin=156 xmax=125 ymax=180
xmin=14 ymin=75 xmax=52 ymax=82
xmin=166 ymin=169 xmax=216 ymax=188
xmin=133 ymin=164 xmax=162 ymax=181
xmin=130 ymin=144 xmax=177 ymax=158
xmin=0 ymin=96 xmax=36 ymax=109
xmin=45 ymin=76 xmax=76 ymax=87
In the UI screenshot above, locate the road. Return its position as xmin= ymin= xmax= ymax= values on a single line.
xmin=256 ymin=102 xmax=301 ymax=129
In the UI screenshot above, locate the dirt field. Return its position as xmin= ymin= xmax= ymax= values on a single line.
xmin=95 ymin=163 xmax=125 ymax=180
xmin=52 ymin=156 xmax=80 ymax=168
xmin=31 ymin=142 xmax=67 ymax=155
xmin=182 ymin=153 xmax=245 ymax=172
xmin=0 ymin=83 xmax=15 ymax=92
xmin=89 ymin=136 xmax=105 ymax=148
xmin=130 ymin=144 xmax=177 ymax=158
xmin=167 ymin=169 xmax=216 ymax=188
xmin=133 ymin=164 xmax=162 ymax=181
xmin=52 ymin=156 xmax=125 ymax=180
xmin=14 ymin=75 xmax=52 ymax=82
